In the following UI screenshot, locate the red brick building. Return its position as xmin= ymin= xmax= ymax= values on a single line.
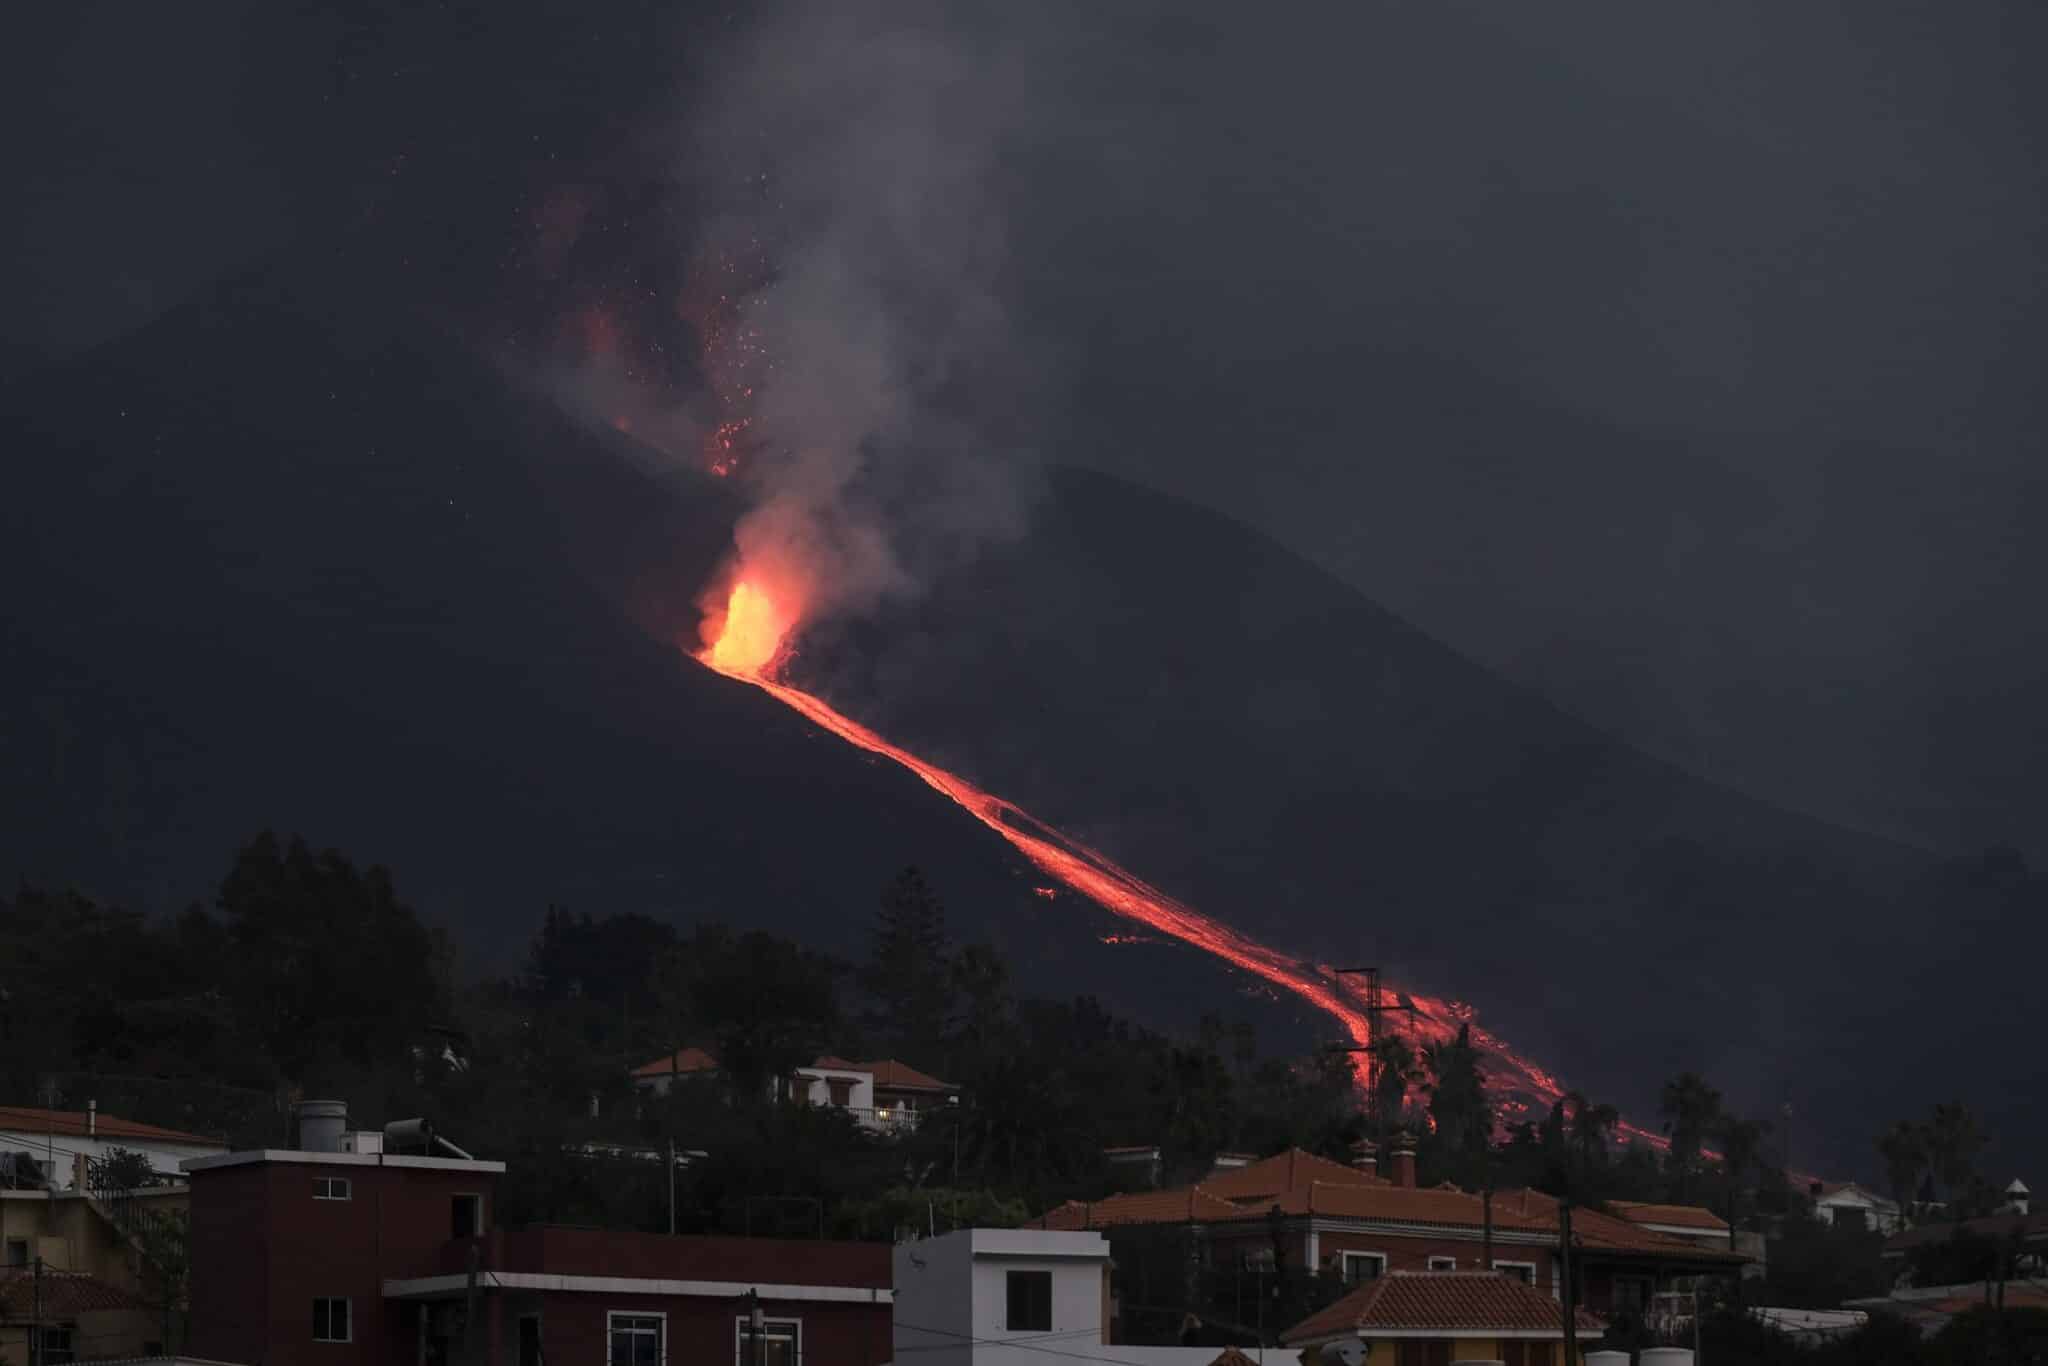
xmin=184 ymin=1105 xmax=891 ymax=1366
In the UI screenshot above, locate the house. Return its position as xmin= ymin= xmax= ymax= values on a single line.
xmin=1037 ymin=1143 xmax=1749 ymax=1323
xmin=1846 ymin=1282 xmax=2048 ymax=1337
xmin=1282 ymin=1270 xmax=1606 ymax=1366
xmin=1803 ymin=1181 xmax=1903 ymax=1234
xmin=1606 ymin=1201 xmax=1766 ymax=1278
xmin=892 ymin=1227 xmax=1297 ymax=1366
xmin=182 ymin=1099 xmax=891 ymax=1366
xmin=2 ymin=1178 xmax=192 ymax=1362
xmin=631 ymin=1047 xmax=722 ymax=1097
xmin=1880 ymin=1206 xmax=2048 ymax=1283
xmin=630 ymin=1051 xmax=957 ymax=1133
xmin=0 ymin=1106 xmax=227 ymax=1191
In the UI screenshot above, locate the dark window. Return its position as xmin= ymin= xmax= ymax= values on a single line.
xmin=1396 ymin=1342 xmax=1450 ymax=1366
xmin=37 ymin=1326 xmax=76 ymax=1365
xmin=314 ymin=1297 xmax=351 ymax=1343
xmin=1494 ymin=1261 xmax=1535 ymax=1284
xmin=1837 ymin=1205 xmax=1868 ymax=1233
xmin=518 ymin=1316 xmax=542 ymax=1366
xmin=1006 ymin=1270 xmax=1052 ymax=1332
xmin=313 ymin=1176 xmax=351 ymax=1200
xmin=827 ymin=1078 xmax=854 ymax=1107
xmin=1613 ymin=1276 xmax=1652 ymax=1313
xmin=611 ymin=1313 xmax=662 ymax=1366
xmin=4 ymin=1239 xmax=28 ymax=1267
xmin=452 ymin=1193 xmax=482 ymax=1238
xmin=1343 ymin=1252 xmax=1386 ymax=1283
xmin=1427 ymin=1256 xmax=1456 ymax=1271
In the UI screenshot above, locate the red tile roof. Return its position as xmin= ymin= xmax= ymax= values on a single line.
xmin=1201 ymin=1147 xmax=1384 ymax=1202
xmin=1039 ymin=1186 xmax=1252 ymax=1229
xmin=858 ymin=1060 xmax=952 ymax=1092
xmin=1610 ymin=1200 xmax=1731 ymax=1232
xmin=1283 ymin=1271 xmax=1604 ymax=1344
xmin=1496 ymin=1191 xmax=1749 ymax=1263
xmin=0 ymin=1106 xmax=221 ymax=1147
xmin=808 ymin=1056 xmax=866 ymax=1071
xmin=630 ymin=1047 xmax=719 ymax=1078
xmin=0 ymin=1268 xmax=147 ymax=1316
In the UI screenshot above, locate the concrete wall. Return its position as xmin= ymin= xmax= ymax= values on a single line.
xmin=0 ymin=1129 xmax=224 ymax=1189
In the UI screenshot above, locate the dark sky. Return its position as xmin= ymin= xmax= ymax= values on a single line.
xmin=7 ymin=0 xmax=2045 ymax=857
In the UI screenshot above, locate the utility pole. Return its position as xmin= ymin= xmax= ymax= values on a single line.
xmin=1558 ymin=1203 xmax=1577 ymax=1366
xmin=666 ymin=1138 xmax=677 ymax=1236
xmin=32 ymin=1254 xmax=43 ymax=1366
xmin=1332 ymin=968 xmax=1417 ymax=1143
xmin=462 ymin=1240 xmax=481 ymax=1366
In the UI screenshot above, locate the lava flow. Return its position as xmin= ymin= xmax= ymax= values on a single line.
xmin=695 ymin=578 xmax=1655 ymax=1142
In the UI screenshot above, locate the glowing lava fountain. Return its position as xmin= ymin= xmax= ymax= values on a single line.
xmin=694 ymin=578 xmax=1655 ymax=1142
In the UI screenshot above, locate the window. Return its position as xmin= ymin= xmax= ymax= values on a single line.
xmin=1836 ymin=1205 xmax=1868 ymax=1233
xmin=4 ymin=1238 xmax=28 ymax=1267
xmin=826 ymin=1078 xmax=854 ymax=1107
xmin=313 ymin=1297 xmax=352 ymax=1343
xmin=452 ymin=1193 xmax=482 ymax=1238
xmin=1426 ymin=1256 xmax=1456 ymax=1271
xmin=610 ymin=1312 xmax=664 ymax=1366
xmin=37 ymin=1326 xmax=76 ymax=1366
xmin=1492 ymin=1260 xmax=1537 ymax=1285
xmin=313 ymin=1176 xmax=351 ymax=1200
xmin=1612 ymin=1275 xmax=1653 ymax=1313
xmin=1341 ymin=1251 xmax=1387 ymax=1283
xmin=1006 ymin=1270 xmax=1053 ymax=1331
xmin=518 ymin=1315 xmax=542 ymax=1366
xmin=733 ymin=1315 xmax=800 ymax=1366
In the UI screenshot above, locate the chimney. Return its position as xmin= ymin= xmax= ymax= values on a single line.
xmin=87 ymin=1099 xmax=97 ymax=1140
xmin=294 ymin=1099 xmax=348 ymax=1153
xmin=1391 ymin=1134 xmax=1418 ymax=1189
xmin=1350 ymin=1138 xmax=1378 ymax=1178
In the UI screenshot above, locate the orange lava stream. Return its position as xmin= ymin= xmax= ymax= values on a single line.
xmin=697 ymin=640 xmax=1623 ymax=1132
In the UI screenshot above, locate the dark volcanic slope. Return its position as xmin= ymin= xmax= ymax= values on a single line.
xmin=3 ymin=264 xmax=2041 ymax=1171
xmin=800 ymin=471 xmax=2047 ymax=1167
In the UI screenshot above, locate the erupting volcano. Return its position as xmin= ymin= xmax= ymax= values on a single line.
xmin=692 ymin=578 xmax=1663 ymax=1142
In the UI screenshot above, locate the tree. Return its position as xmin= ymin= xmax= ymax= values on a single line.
xmin=1659 ymin=1072 xmax=1723 ymax=1200
xmin=1877 ymin=1119 xmax=1929 ymax=1218
xmin=1922 ymin=1101 xmax=1986 ymax=1210
xmin=1713 ymin=1112 xmax=1771 ymax=1226
xmin=1370 ymin=1036 xmax=1423 ymax=1131
xmin=1423 ymin=1024 xmax=1491 ymax=1183
xmin=860 ymin=868 xmax=954 ymax=1061
xmin=1565 ymin=1091 xmax=1619 ymax=1174
xmin=688 ymin=927 xmax=843 ymax=1104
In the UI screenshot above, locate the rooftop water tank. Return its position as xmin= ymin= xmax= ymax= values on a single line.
xmin=295 ymin=1099 xmax=348 ymax=1153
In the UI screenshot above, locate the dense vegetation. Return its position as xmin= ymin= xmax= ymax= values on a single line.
xmin=2 ymin=834 xmax=2026 ymax=1359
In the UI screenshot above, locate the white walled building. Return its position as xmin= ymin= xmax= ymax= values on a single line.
xmin=1810 ymin=1182 xmax=1903 ymax=1234
xmin=892 ymin=1227 xmax=1296 ymax=1366
xmin=0 ymin=1106 xmax=226 ymax=1190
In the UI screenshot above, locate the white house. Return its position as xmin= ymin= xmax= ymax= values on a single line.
xmin=893 ymin=1227 xmax=1296 ymax=1366
xmin=1810 ymin=1182 xmax=1903 ymax=1234
xmin=0 ymin=1105 xmax=226 ymax=1190
xmin=630 ymin=1050 xmax=955 ymax=1133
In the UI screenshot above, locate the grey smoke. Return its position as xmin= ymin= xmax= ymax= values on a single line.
xmin=679 ymin=0 xmax=1039 ymax=628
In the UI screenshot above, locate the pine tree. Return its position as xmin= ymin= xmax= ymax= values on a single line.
xmin=860 ymin=867 xmax=954 ymax=1061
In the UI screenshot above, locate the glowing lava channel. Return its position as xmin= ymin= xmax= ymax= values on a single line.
xmin=696 ymin=581 xmax=1666 ymax=1148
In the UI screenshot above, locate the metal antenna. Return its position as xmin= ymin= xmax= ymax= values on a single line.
xmin=1332 ymin=967 xmax=1418 ymax=1137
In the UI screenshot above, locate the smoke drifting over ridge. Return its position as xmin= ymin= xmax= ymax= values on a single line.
xmin=677 ymin=1 xmax=1039 ymax=646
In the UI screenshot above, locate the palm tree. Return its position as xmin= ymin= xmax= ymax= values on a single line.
xmin=1370 ymin=1036 xmax=1424 ymax=1130
xmin=1923 ymin=1101 xmax=1986 ymax=1209
xmin=1876 ymin=1119 xmax=1928 ymax=1219
xmin=1566 ymin=1091 xmax=1619 ymax=1172
xmin=1659 ymin=1072 xmax=1724 ymax=1201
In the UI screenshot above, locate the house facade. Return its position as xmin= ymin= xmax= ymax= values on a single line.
xmin=0 ymin=1106 xmax=226 ymax=1191
xmin=1804 ymin=1182 xmax=1903 ymax=1234
xmin=1038 ymin=1147 xmax=1749 ymax=1324
xmin=183 ymin=1100 xmax=891 ymax=1366
xmin=892 ymin=1228 xmax=1297 ymax=1366
xmin=2 ymin=1183 xmax=189 ymax=1363
xmin=630 ymin=1052 xmax=955 ymax=1133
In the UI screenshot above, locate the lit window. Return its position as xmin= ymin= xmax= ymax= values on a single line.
xmin=1006 ymin=1271 xmax=1052 ymax=1332
xmin=734 ymin=1315 xmax=800 ymax=1366
xmin=313 ymin=1177 xmax=351 ymax=1200
xmin=314 ymin=1298 xmax=351 ymax=1343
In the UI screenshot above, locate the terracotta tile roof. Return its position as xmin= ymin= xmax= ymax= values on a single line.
xmin=0 ymin=1268 xmax=147 ymax=1316
xmin=858 ymin=1060 xmax=952 ymax=1092
xmin=1201 ymin=1147 xmax=1383 ymax=1202
xmin=1610 ymin=1200 xmax=1731 ymax=1232
xmin=1497 ymin=1192 xmax=1749 ymax=1263
xmin=630 ymin=1047 xmax=719 ymax=1078
xmin=1039 ymin=1186 xmax=1252 ymax=1229
xmin=0 ymin=1106 xmax=221 ymax=1147
xmin=1282 ymin=1271 xmax=1604 ymax=1344
xmin=807 ymin=1055 xmax=866 ymax=1071
xmin=1271 ymin=1181 xmax=1546 ymax=1230
xmin=1207 ymin=1348 xmax=1260 ymax=1366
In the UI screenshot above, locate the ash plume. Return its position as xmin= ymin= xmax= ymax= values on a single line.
xmin=679 ymin=0 xmax=1041 ymax=633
